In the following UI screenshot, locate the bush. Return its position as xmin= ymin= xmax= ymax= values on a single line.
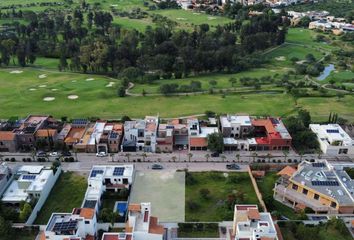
xmin=199 ymin=188 xmax=210 ymax=199
xmin=187 ymin=200 xmax=199 ymax=211
xmin=10 ymin=158 xmax=15 ymax=162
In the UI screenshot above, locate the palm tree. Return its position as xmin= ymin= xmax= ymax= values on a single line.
xmin=316 ymin=149 xmax=322 ymax=159
xmin=266 ymin=153 xmax=272 ymax=163
xmin=236 ymin=154 xmax=240 ymax=162
xmin=283 ymin=150 xmax=289 ymax=162
xmin=141 ymin=153 xmax=147 ymax=162
xmin=125 ymin=153 xmax=131 ymax=162
xmin=0 ymin=154 xmax=3 ymax=162
xmin=172 ymin=156 xmax=177 ymax=162
xmin=73 ymin=148 xmax=78 ymax=162
xmin=299 ymin=150 xmax=304 ymax=162
xmin=205 ymin=154 xmax=210 ymax=162
xmin=252 ymin=152 xmax=257 ymax=163
xmin=187 ymin=153 xmax=193 ymax=162
xmin=221 ymin=155 xmax=226 ymax=162
xmin=110 ymin=153 xmax=115 ymax=162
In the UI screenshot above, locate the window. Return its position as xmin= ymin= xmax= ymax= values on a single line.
xmin=330 ymin=202 xmax=337 ymax=208
xmin=85 ymin=220 xmax=90 ymax=224
xmin=292 ymin=184 xmax=298 ymax=190
xmin=0 ymin=142 xmax=3 ymax=145
xmin=314 ymin=194 xmax=319 ymax=200
xmin=302 ymin=188 xmax=308 ymax=195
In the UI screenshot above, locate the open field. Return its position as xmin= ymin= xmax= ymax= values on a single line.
xmin=35 ymin=172 xmax=87 ymax=224
xmin=178 ymin=223 xmax=219 ymax=238
xmin=257 ymin=172 xmax=300 ymax=219
xmin=185 ymin=172 xmax=259 ymax=222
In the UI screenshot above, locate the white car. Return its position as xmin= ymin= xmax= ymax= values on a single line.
xmin=96 ymin=152 xmax=108 ymax=157
xmin=49 ymin=152 xmax=58 ymax=157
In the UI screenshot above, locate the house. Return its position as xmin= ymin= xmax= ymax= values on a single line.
xmin=156 ymin=123 xmax=174 ymax=153
xmin=220 ymin=115 xmax=252 ymax=139
xmin=65 ymin=119 xmax=90 ymax=149
xmin=274 ymin=160 xmax=354 ymax=214
xmin=228 ymin=205 xmax=278 ymax=240
xmin=97 ymin=122 xmax=123 ymax=153
xmin=122 ymin=120 xmax=146 ymax=152
xmin=42 ymin=208 xmax=97 ymax=240
xmin=144 ymin=116 xmax=159 ymax=153
xmin=188 ymin=118 xmax=219 ymax=151
xmin=1 ymin=165 xmax=55 ymax=206
xmin=169 ymin=119 xmax=189 ymax=150
xmin=249 ymin=117 xmax=292 ymax=151
xmin=82 ymin=165 xmax=134 ymax=212
xmin=0 ymin=131 xmax=17 ymax=152
xmin=309 ymin=124 xmax=354 ymax=155
xmin=0 ymin=163 xmax=12 ymax=196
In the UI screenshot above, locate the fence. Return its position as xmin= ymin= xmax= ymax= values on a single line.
xmin=247 ymin=166 xmax=267 ymax=212
xmin=26 ymin=167 xmax=62 ymax=225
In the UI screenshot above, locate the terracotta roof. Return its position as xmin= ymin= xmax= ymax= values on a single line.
xmin=0 ymin=131 xmax=15 ymax=141
xmin=261 ymin=237 xmax=276 ymax=240
xmin=79 ymin=208 xmax=95 ymax=219
xmin=277 ymin=166 xmax=296 ymax=177
xmin=149 ymin=216 xmax=164 ymax=235
xmin=128 ymin=204 xmax=141 ymax=212
xmin=247 ymin=208 xmax=260 ymax=220
xmin=85 ymin=235 xmax=95 ymax=240
xmin=39 ymin=232 xmax=46 ymax=240
xmin=275 ymin=224 xmax=284 ymax=240
xmin=295 ymin=203 xmax=306 ymax=210
xmin=35 ymin=129 xmax=57 ymax=137
xmin=125 ymin=222 xmax=133 ymax=233
xmin=102 ymin=235 xmax=119 ymax=240
xmin=190 ymin=137 xmax=207 ymax=147
xmin=252 ymin=170 xmax=265 ymax=178
xmin=351 ymin=220 xmax=354 ymax=227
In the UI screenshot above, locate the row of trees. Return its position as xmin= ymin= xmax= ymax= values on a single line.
xmin=0 ymin=7 xmax=287 ymax=79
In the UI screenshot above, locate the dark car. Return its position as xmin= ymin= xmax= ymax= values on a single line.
xmin=36 ymin=151 xmax=47 ymax=157
xmin=61 ymin=151 xmax=72 ymax=157
xmin=151 ymin=164 xmax=163 ymax=170
xmin=226 ymin=164 xmax=240 ymax=170
xmin=211 ymin=152 xmax=219 ymax=157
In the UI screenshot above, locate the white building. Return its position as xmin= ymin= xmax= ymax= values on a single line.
xmin=102 ymin=202 xmax=164 ymax=240
xmin=229 ymin=205 xmax=278 ymax=240
xmin=310 ymin=124 xmax=354 ymax=155
xmin=188 ymin=118 xmax=219 ymax=151
xmin=42 ymin=208 xmax=97 ymax=240
xmin=82 ymin=165 xmax=134 ymax=212
xmin=0 ymin=163 xmax=12 ymax=196
xmin=220 ymin=115 xmax=252 ymax=139
xmin=1 ymin=165 xmax=54 ymax=205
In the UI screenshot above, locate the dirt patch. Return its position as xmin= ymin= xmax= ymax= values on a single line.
xmin=39 ymin=74 xmax=47 ymax=79
xmin=10 ymin=70 xmax=23 ymax=74
xmin=67 ymin=95 xmax=79 ymax=100
xmin=86 ymin=78 xmax=94 ymax=81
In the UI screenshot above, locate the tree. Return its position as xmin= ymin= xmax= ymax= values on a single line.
xmin=236 ymin=154 xmax=240 ymax=162
xmin=19 ymin=203 xmax=32 ymax=222
xmin=125 ymin=153 xmax=131 ymax=161
xmin=298 ymin=109 xmax=311 ymax=127
xmin=199 ymin=188 xmax=210 ymax=199
xmin=229 ymin=77 xmax=237 ymax=87
xmin=207 ymin=132 xmax=224 ymax=153
xmin=209 ymin=80 xmax=217 ymax=88
xmin=51 ymin=160 xmax=61 ymax=174
xmin=117 ymin=86 xmax=126 ymax=97
xmin=187 ymin=153 xmax=193 ymax=162
xmin=205 ymin=154 xmax=210 ymax=162
xmin=0 ymin=216 xmax=12 ymax=239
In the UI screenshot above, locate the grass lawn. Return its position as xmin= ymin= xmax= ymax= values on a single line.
xmin=279 ymin=220 xmax=352 ymax=240
xmin=178 ymin=223 xmax=219 ymax=238
xmin=257 ymin=172 xmax=299 ymax=219
xmin=34 ymin=172 xmax=87 ymax=224
xmin=185 ymin=172 xmax=259 ymax=222
xmin=113 ymin=17 xmax=155 ymax=32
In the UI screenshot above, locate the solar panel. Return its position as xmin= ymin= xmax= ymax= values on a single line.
xmin=326 ymin=129 xmax=339 ymax=133
xmin=113 ymin=167 xmax=125 ymax=176
xmin=312 ymin=163 xmax=325 ymax=168
xmin=52 ymin=220 xmax=78 ymax=232
xmin=22 ymin=175 xmax=36 ymax=180
xmin=311 ymin=181 xmax=339 ymax=186
xmin=90 ymin=170 xmax=104 ymax=177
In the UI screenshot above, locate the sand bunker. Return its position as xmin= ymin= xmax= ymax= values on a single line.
xmin=111 ymin=4 xmax=118 ymax=6
xmin=29 ymin=88 xmax=37 ymax=91
xmin=86 ymin=78 xmax=94 ymax=81
xmin=10 ymin=70 xmax=23 ymax=74
xmin=275 ymin=56 xmax=286 ymax=61
xmin=51 ymin=89 xmax=58 ymax=91
xmin=106 ymin=82 xmax=115 ymax=87
xmin=72 ymin=80 xmax=77 ymax=83
xmin=296 ymin=60 xmax=306 ymax=64
xmin=208 ymin=17 xmax=217 ymax=20
xmin=193 ymin=13 xmax=201 ymax=15
xmin=176 ymin=17 xmax=187 ymax=20
xmin=39 ymin=74 xmax=47 ymax=79
xmin=68 ymin=95 xmax=79 ymax=100
xmin=43 ymin=97 xmax=55 ymax=101
xmin=39 ymin=84 xmax=47 ymax=88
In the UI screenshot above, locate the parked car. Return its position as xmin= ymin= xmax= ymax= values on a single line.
xmin=61 ymin=151 xmax=72 ymax=157
xmin=151 ymin=164 xmax=163 ymax=170
xmin=226 ymin=163 xmax=240 ymax=170
xmin=36 ymin=151 xmax=47 ymax=157
xmin=49 ymin=152 xmax=59 ymax=157
xmin=211 ymin=152 xmax=219 ymax=157
xmin=96 ymin=152 xmax=108 ymax=157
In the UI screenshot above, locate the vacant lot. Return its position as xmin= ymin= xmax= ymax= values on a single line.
xmin=185 ymin=171 xmax=259 ymax=222
xmin=35 ymin=172 xmax=87 ymax=224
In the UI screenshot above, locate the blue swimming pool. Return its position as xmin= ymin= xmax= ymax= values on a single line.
xmin=116 ymin=201 xmax=128 ymax=216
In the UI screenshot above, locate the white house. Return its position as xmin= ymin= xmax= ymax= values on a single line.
xmin=42 ymin=208 xmax=97 ymax=240
xmin=82 ymin=165 xmax=134 ymax=212
xmin=230 ymin=205 xmax=278 ymax=240
xmin=310 ymin=124 xmax=354 ymax=155
xmin=1 ymin=165 xmax=54 ymax=205
xmin=0 ymin=162 xmax=12 ymax=197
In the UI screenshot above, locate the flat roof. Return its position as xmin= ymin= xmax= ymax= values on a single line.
xmin=291 ymin=161 xmax=354 ymax=205
xmin=220 ymin=115 xmax=252 ymax=128
xmin=310 ymin=124 xmax=354 ymax=146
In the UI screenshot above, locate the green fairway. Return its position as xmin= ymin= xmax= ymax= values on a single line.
xmin=185 ymin=172 xmax=259 ymax=222
xmin=34 ymin=172 xmax=87 ymax=224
